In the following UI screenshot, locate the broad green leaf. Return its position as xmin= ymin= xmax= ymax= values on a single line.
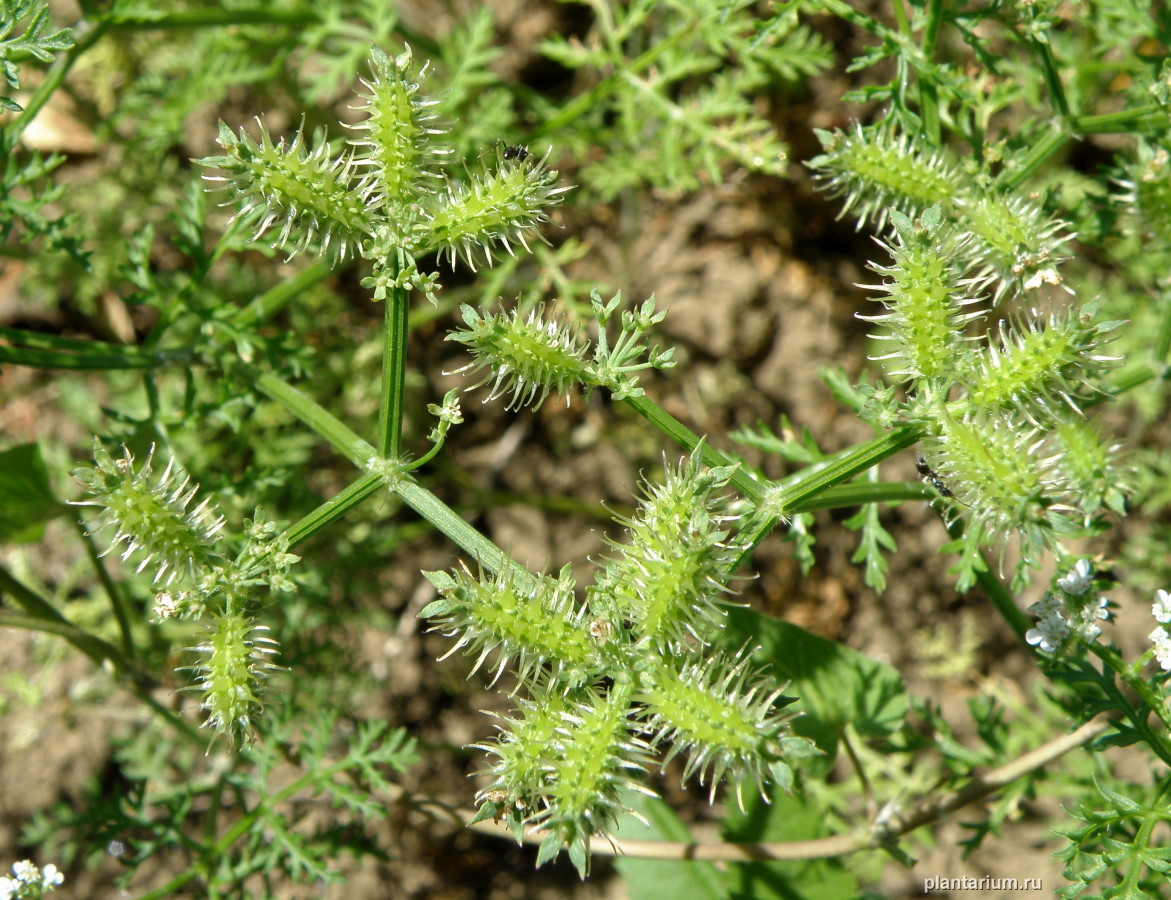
xmin=723 ymin=607 xmax=908 ymax=759
xmin=614 ymin=792 xmax=729 ymax=900
xmin=0 ymin=443 xmax=64 ymax=543
xmin=722 ymin=789 xmax=861 ymax=900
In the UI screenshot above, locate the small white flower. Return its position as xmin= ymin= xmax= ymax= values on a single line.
xmin=436 ymin=396 xmax=462 ymax=425
xmin=1153 ymin=589 xmax=1171 ymax=624
xmin=1027 ymin=613 xmax=1070 ymax=653
xmin=1151 ymin=627 xmax=1171 ymax=671
xmin=1028 ymin=592 xmax=1062 ymax=619
xmin=1074 ymin=596 xmax=1110 ymax=644
xmin=1058 ymin=559 xmax=1093 ymax=596
xmin=0 ymin=860 xmax=64 ymax=897
xmin=40 ymin=864 xmax=63 ymax=888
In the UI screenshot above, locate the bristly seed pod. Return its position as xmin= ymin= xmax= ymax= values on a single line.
xmin=446 ymin=302 xmax=589 ymax=410
xmin=472 ymin=682 xmax=654 ymax=876
xmin=591 ymin=446 xmax=743 ymax=651
xmin=808 ymin=124 xmax=963 ymax=232
xmin=961 ymin=301 xmax=1122 ymax=426
xmin=348 ymin=46 xmax=448 ymax=205
xmin=197 ymin=119 xmax=374 ymax=262
xmin=856 ymin=206 xmax=986 ymax=385
xmin=951 ymin=191 xmax=1073 ymax=301
xmin=421 ymin=564 xmax=600 ymax=689
xmin=639 ymin=647 xmax=795 ymax=809
xmin=72 ymin=440 xmax=225 ymax=586
xmin=183 ymin=611 xmax=282 ymax=751
xmin=929 ymin=416 xmax=1076 ymax=569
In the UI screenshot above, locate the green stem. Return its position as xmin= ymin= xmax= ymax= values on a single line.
xmin=0 ymin=576 xmax=204 ymax=748
xmin=792 ymin=480 xmax=932 ymax=512
xmin=918 ymin=0 xmax=943 ymax=58
xmin=393 ymin=478 xmax=537 ymax=592
xmin=249 ymin=364 xmax=922 ymax=621
xmin=1155 ymin=283 xmax=1171 ymax=364
xmin=624 ymin=391 xmax=924 ymax=511
xmin=229 ymin=259 xmax=336 ymax=328
xmin=248 ymin=369 xmax=376 ymax=469
xmin=994 ymin=123 xmax=1066 ymax=191
xmin=1031 ymin=39 xmax=1070 ymax=120
xmin=1099 ymin=362 xmax=1169 ymax=402
xmin=916 ymin=0 xmax=944 ymax=146
xmin=623 ymin=394 xmax=758 ymax=498
xmin=285 ymin=473 xmax=385 ymax=548
xmin=0 ymin=341 xmax=189 ymax=370
xmin=1073 ymin=104 xmax=1164 ymax=134
xmin=405 ymin=438 xmax=446 ymax=471
xmin=625 ymin=388 xmax=925 ymax=575
xmin=727 ymin=426 xmax=925 ymax=569
xmin=240 ymin=366 xmax=530 ymax=584
xmin=1085 ymin=643 xmax=1171 ymax=765
xmin=0 ymin=566 xmax=110 ymax=665
xmin=73 ymin=517 xmax=134 ymax=656
xmin=1089 ymin=642 xmax=1171 ymax=740
xmin=377 ymin=258 xmax=411 ymax=458
xmin=949 ymin=522 xmax=1032 ymax=639
xmin=775 ymin=427 xmax=923 ymax=513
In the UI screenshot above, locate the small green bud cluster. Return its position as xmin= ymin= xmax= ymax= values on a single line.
xmin=425 ymin=389 xmax=464 ymax=445
xmin=446 ymin=289 xmax=676 ymax=411
xmin=196 ymin=48 xmax=567 ymax=301
xmin=422 ymin=447 xmax=813 ymax=874
xmin=73 ymin=442 xmax=297 ymax=749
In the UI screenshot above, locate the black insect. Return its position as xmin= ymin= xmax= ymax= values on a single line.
xmin=502 ymin=144 xmax=530 ymax=162
xmin=915 ymin=453 xmax=955 ymax=499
